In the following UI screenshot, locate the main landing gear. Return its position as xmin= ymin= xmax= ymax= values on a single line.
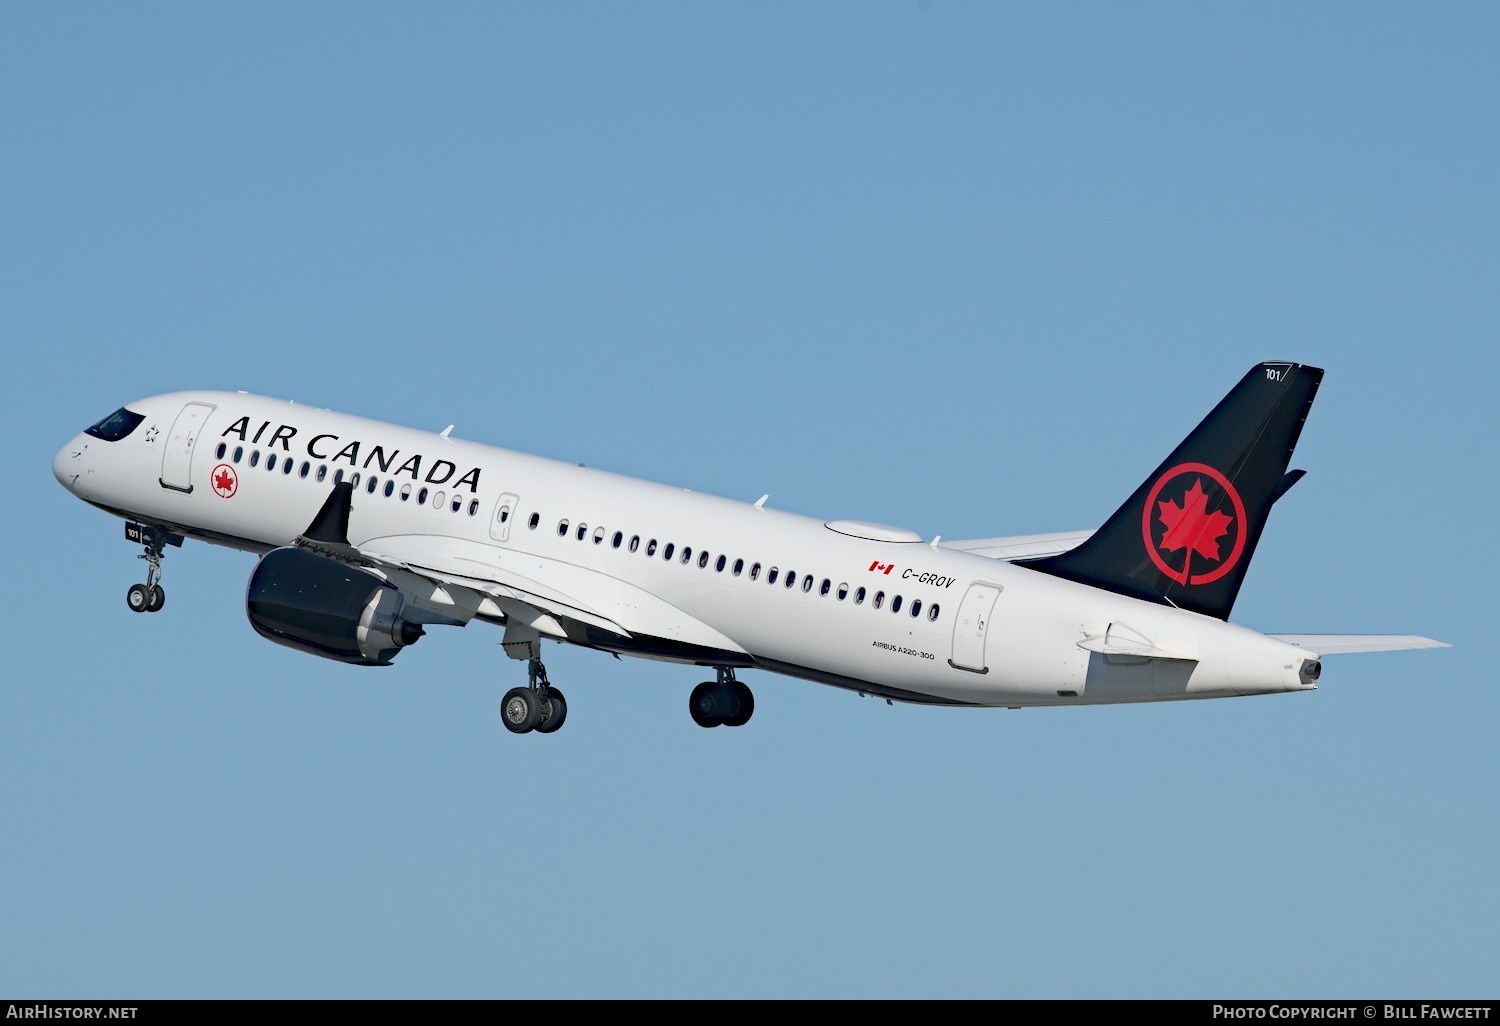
xmin=500 ymin=657 xmax=568 ymax=735
xmin=125 ymin=525 xmax=178 ymax=613
xmin=690 ymin=667 xmax=754 ymax=728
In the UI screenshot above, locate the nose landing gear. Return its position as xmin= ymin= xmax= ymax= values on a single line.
xmin=124 ymin=523 xmax=181 ymax=614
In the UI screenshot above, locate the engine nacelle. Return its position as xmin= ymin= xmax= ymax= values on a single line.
xmin=246 ymin=547 xmax=425 ymax=665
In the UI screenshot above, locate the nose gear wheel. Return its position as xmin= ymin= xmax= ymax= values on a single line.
xmin=125 ymin=525 xmax=178 ymax=614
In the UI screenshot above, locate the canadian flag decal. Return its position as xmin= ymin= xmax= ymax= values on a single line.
xmin=868 ymin=561 xmax=895 ymax=575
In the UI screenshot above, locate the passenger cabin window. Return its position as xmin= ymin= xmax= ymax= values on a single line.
xmin=785 ymin=572 xmax=796 ymax=589
xmin=317 ymin=466 xmax=328 ymax=483
xmin=910 ymin=599 xmax=922 ymax=618
xmin=630 ymin=536 xmax=640 ymax=552
xmin=716 ymin=556 xmax=727 ymax=573
xmin=733 ymin=559 xmax=744 ymax=576
xmin=819 ymin=579 xmax=831 ymax=597
xmin=767 ymin=567 xmax=778 ymax=585
xmin=873 ymin=591 xmax=884 ymax=609
xmin=663 ymin=543 xmax=674 ymax=561
xmin=558 ymin=519 xmax=569 ymax=537
xmin=891 ymin=595 xmax=902 ymax=613
xmin=854 ymin=587 xmax=866 ymax=605
xmin=647 ymin=539 xmax=658 ymax=556
xmin=216 ymin=442 xmax=227 ymax=459
xmin=249 ymin=450 xmax=260 ymax=468
xmin=400 ymin=482 xmax=409 ymax=499
xmin=928 ymin=604 xmax=940 ymax=622
xmin=837 ymin=583 xmax=848 ymax=600
xmin=576 ymin=524 xmax=588 ymax=541
xmin=528 ymin=513 xmax=540 ymax=530
xmin=750 ymin=563 xmax=761 ymax=581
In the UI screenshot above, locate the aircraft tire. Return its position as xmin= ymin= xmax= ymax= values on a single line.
xmin=146 ymin=585 xmax=165 ymax=613
xmin=722 ymin=681 xmax=754 ymax=727
xmin=501 ymin=687 xmax=542 ymax=734
xmin=536 ymin=689 xmax=568 ymax=734
xmin=689 ymin=681 xmax=724 ymax=728
xmin=127 ymin=584 xmax=150 ymax=613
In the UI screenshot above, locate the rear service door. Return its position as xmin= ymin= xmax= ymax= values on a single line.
xmin=949 ymin=582 xmax=1001 ymax=673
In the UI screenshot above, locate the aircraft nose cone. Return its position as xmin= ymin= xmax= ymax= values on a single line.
xmin=53 ymin=437 xmax=86 ymax=494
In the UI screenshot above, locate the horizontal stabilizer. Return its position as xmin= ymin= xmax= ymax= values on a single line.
xmin=1269 ymin=634 xmax=1452 ymax=654
xmin=940 ymin=530 xmax=1094 ymax=561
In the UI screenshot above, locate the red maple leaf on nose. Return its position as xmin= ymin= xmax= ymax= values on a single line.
xmin=1157 ymin=479 xmax=1233 ymax=562
xmin=214 ymin=468 xmax=235 ymax=493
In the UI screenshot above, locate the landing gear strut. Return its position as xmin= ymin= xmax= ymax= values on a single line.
xmin=690 ymin=667 xmax=754 ymax=728
xmin=126 ymin=525 xmax=176 ymax=613
xmin=501 ymin=657 xmax=568 ymax=735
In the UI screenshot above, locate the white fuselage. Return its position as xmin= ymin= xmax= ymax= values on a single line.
xmin=53 ymin=390 xmax=1317 ymax=707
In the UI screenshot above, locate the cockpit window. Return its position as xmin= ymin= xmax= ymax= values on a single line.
xmin=84 ymin=407 xmax=145 ymax=442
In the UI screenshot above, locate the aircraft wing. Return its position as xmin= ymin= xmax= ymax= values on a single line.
xmin=1268 ymin=634 xmax=1452 ymax=654
xmin=356 ymin=533 xmax=635 ymax=637
xmin=332 ymin=529 xmax=750 ymax=657
xmin=287 ymin=480 xmax=747 ymax=656
xmin=939 ymin=530 xmax=1094 ymax=561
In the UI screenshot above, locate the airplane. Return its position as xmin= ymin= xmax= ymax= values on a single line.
xmin=51 ymin=361 xmax=1447 ymax=734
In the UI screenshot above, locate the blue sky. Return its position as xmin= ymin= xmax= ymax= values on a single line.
xmin=4 ymin=2 xmax=1495 ymax=999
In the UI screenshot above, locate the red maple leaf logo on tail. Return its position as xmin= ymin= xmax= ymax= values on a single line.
xmin=1140 ymin=463 xmax=1248 ymax=587
xmin=1157 ymin=479 xmax=1234 ymax=563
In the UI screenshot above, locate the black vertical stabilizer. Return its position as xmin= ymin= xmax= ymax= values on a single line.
xmin=1022 ymin=361 xmax=1323 ymax=620
xmin=302 ymin=482 xmax=354 ymax=546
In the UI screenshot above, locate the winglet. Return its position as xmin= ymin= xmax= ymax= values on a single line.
xmin=302 ymin=482 xmax=354 ymax=546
